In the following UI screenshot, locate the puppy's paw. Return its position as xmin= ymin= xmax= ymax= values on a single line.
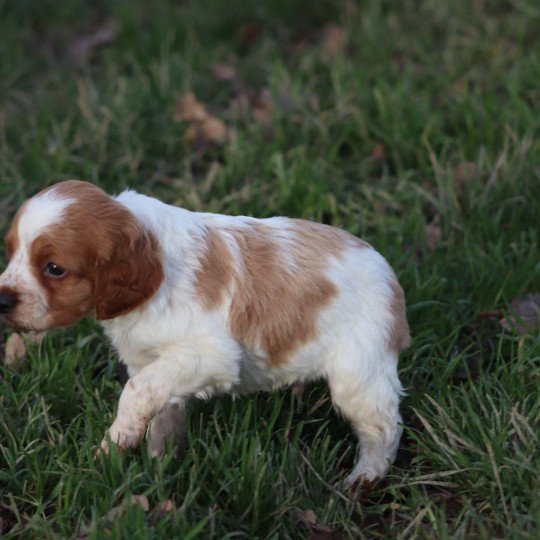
xmin=344 ymin=474 xmax=380 ymax=493
xmin=99 ymin=437 xmax=110 ymax=456
xmin=98 ymin=422 xmax=144 ymax=457
xmin=95 ymin=437 xmax=124 ymax=459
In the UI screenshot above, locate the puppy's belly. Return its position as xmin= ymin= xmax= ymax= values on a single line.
xmin=231 ymin=349 xmax=320 ymax=394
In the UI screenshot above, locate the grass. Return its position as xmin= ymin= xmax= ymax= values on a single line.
xmin=0 ymin=0 xmax=539 ymax=537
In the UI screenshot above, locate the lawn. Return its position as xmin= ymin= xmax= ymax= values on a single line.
xmin=0 ymin=0 xmax=539 ymax=538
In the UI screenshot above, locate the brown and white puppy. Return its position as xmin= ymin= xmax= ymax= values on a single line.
xmin=0 ymin=180 xmax=409 ymax=485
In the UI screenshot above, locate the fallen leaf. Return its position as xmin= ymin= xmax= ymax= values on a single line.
xmin=211 ymin=62 xmax=236 ymax=82
xmin=157 ymin=499 xmax=174 ymax=513
xmin=4 ymin=333 xmax=26 ymax=367
xmin=79 ymin=494 xmax=150 ymax=537
xmin=371 ymin=143 xmax=386 ymax=162
xmin=103 ymin=503 xmax=124 ymax=522
xmin=175 ymin=92 xmax=228 ymax=145
xmin=425 ymin=214 xmax=442 ymax=251
xmin=477 ymin=310 xmax=503 ymax=319
xmin=66 ymin=18 xmax=118 ymax=64
xmin=321 ymin=24 xmax=345 ymax=60
xmin=252 ymin=89 xmax=273 ymax=125
xmin=238 ymin=21 xmax=263 ymax=46
xmin=199 ymin=116 xmax=227 ymax=143
xmin=500 ymin=294 xmax=540 ymax=335
xmin=430 ymin=491 xmax=452 ymax=501
xmin=230 ymin=89 xmax=273 ymax=125
xmin=105 ymin=494 xmax=149 ymax=522
xmin=290 ymin=508 xmax=343 ymax=540
xmin=185 ymin=117 xmax=227 ymax=144
xmin=147 ymin=498 xmax=176 ymax=526
xmin=130 ymin=495 xmax=150 ymax=512
xmin=291 ymin=508 xmax=317 ymax=525
xmin=452 ymin=161 xmax=477 ymax=199
xmin=174 ymin=92 xmax=208 ymax=123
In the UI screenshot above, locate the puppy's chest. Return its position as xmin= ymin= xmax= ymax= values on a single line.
xmin=111 ymin=339 xmax=159 ymax=373
xmin=101 ymin=322 xmax=161 ymax=372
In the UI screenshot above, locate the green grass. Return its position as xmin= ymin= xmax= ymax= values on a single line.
xmin=1 ymin=0 xmax=539 ymax=537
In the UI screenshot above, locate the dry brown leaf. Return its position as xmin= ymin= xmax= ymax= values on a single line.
xmin=185 ymin=116 xmax=227 ymax=144
xmin=371 ymin=143 xmax=386 ymax=162
xmin=238 ymin=21 xmax=264 ymax=45
xmin=200 ymin=116 xmax=227 ymax=143
xmin=157 ymin=499 xmax=174 ymax=513
xmin=174 ymin=92 xmax=208 ymax=123
xmin=175 ymin=92 xmax=228 ymax=145
xmin=231 ymin=89 xmax=273 ymax=125
xmin=500 ymin=294 xmax=540 ymax=335
xmin=130 ymin=495 xmax=150 ymax=512
xmin=105 ymin=495 xmax=149 ymax=522
xmin=290 ymin=507 xmax=342 ymax=539
xmin=291 ymin=508 xmax=317 ymax=525
xmin=211 ymin=62 xmax=236 ymax=82
xmin=4 ymin=333 xmax=26 ymax=367
xmin=66 ymin=19 xmax=118 ymax=64
xmin=425 ymin=214 xmax=442 ymax=251
xmin=252 ymin=90 xmax=273 ymax=125
xmin=477 ymin=310 xmax=503 ymax=319
xmin=322 ymin=24 xmax=345 ymax=60
xmin=452 ymin=161 xmax=477 ymax=199
xmin=148 ymin=498 xmax=176 ymax=525
xmin=104 ymin=503 xmax=125 ymax=522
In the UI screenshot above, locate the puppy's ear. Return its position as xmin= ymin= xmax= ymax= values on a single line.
xmin=95 ymin=224 xmax=163 ymax=320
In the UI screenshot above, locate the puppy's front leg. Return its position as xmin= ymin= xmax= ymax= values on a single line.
xmin=100 ymin=354 xmax=207 ymax=454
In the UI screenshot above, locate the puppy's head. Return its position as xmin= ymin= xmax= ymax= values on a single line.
xmin=0 ymin=181 xmax=163 ymax=331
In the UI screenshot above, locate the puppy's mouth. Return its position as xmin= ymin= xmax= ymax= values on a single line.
xmin=0 ymin=313 xmax=14 ymax=327
xmin=0 ymin=314 xmax=45 ymax=333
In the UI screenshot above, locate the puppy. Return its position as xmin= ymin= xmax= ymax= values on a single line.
xmin=0 ymin=180 xmax=409 ymax=485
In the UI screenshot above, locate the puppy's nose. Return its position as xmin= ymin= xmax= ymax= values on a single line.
xmin=0 ymin=291 xmax=18 ymax=315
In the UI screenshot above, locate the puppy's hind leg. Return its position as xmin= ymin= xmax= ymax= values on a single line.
xmin=328 ymin=349 xmax=403 ymax=486
xmin=148 ymin=400 xmax=187 ymax=457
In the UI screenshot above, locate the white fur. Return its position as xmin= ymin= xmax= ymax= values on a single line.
xmin=1 ymin=185 xmax=407 ymax=485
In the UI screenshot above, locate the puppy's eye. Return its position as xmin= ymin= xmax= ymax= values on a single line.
xmin=45 ymin=262 xmax=66 ymax=278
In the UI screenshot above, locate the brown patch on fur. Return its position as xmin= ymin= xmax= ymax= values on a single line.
xmin=226 ymin=220 xmax=340 ymax=364
xmin=387 ymin=281 xmax=411 ymax=354
xmin=194 ymin=228 xmax=234 ymax=310
xmin=29 ymin=180 xmax=164 ymax=326
xmin=31 ymin=230 xmax=95 ymax=326
xmin=292 ymin=219 xmax=370 ymax=255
